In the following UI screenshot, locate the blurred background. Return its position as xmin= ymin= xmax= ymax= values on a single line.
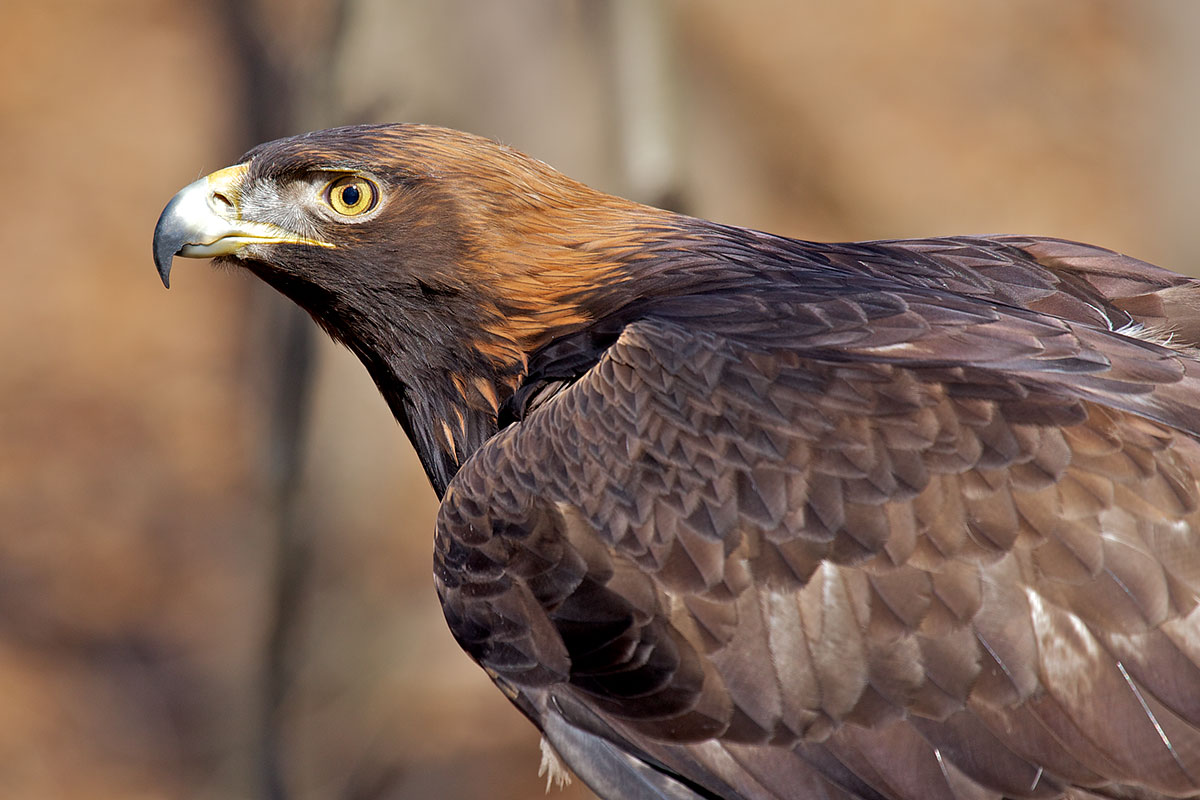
xmin=2 ymin=1 xmax=1199 ymax=798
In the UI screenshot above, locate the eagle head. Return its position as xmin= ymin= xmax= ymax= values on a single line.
xmin=152 ymin=123 xmax=681 ymax=491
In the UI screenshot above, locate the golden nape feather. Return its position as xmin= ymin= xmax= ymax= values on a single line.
xmin=154 ymin=123 xmax=1200 ymax=800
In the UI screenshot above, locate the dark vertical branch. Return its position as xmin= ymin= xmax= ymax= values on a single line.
xmin=253 ymin=308 xmax=315 ymax=800
xmin=211 ymin=2 xmax=351 ymax=798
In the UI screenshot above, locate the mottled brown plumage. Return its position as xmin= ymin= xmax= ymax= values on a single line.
xmin=154 ymin=124 xmax=1200 ymax=800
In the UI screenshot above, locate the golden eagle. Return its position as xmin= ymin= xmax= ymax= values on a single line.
xmin=154 ymin=124 xmax=1200 ymax=800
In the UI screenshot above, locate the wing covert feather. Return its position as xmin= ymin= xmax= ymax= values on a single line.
xmin=436 ymin=246 xmax=1200 ymax=799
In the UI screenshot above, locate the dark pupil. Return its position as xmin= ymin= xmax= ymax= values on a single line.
xmin=340 ymin=184 xmax=361 ymax=207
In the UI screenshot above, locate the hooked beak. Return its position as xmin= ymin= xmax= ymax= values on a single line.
xmin=152 ymin=163 xmax=331 ymax=288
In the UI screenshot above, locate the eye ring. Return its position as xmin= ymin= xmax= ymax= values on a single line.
xmin=324 ymin=175 xmax=379 ymax=217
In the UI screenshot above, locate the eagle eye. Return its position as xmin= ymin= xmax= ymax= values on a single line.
xmin=324 ymin=175 xmax=379 ymax=217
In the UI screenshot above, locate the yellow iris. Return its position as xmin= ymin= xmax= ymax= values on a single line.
xmin=325 ymin=175 xmax=378 ymax=216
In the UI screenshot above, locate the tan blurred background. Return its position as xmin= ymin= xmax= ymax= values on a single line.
xmin=2 ymin=1 xmax=1198 ymax=798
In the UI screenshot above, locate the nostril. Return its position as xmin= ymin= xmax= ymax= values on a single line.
xmin=210 ymin=191 xmax=235 ymax=213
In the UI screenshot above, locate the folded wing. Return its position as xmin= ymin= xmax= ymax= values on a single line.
xmin=436 ymin=235 xmax=1200 ymax=800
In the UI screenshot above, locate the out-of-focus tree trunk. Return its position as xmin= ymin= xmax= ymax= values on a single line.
xmin=212 ymin=3 xmax=351 ymax=797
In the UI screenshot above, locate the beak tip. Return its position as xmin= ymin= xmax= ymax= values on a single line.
xmin=153 ymin=242 xmax=175 ymax=289
xmin=153 ymin=192 xmax=185 ymax=289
